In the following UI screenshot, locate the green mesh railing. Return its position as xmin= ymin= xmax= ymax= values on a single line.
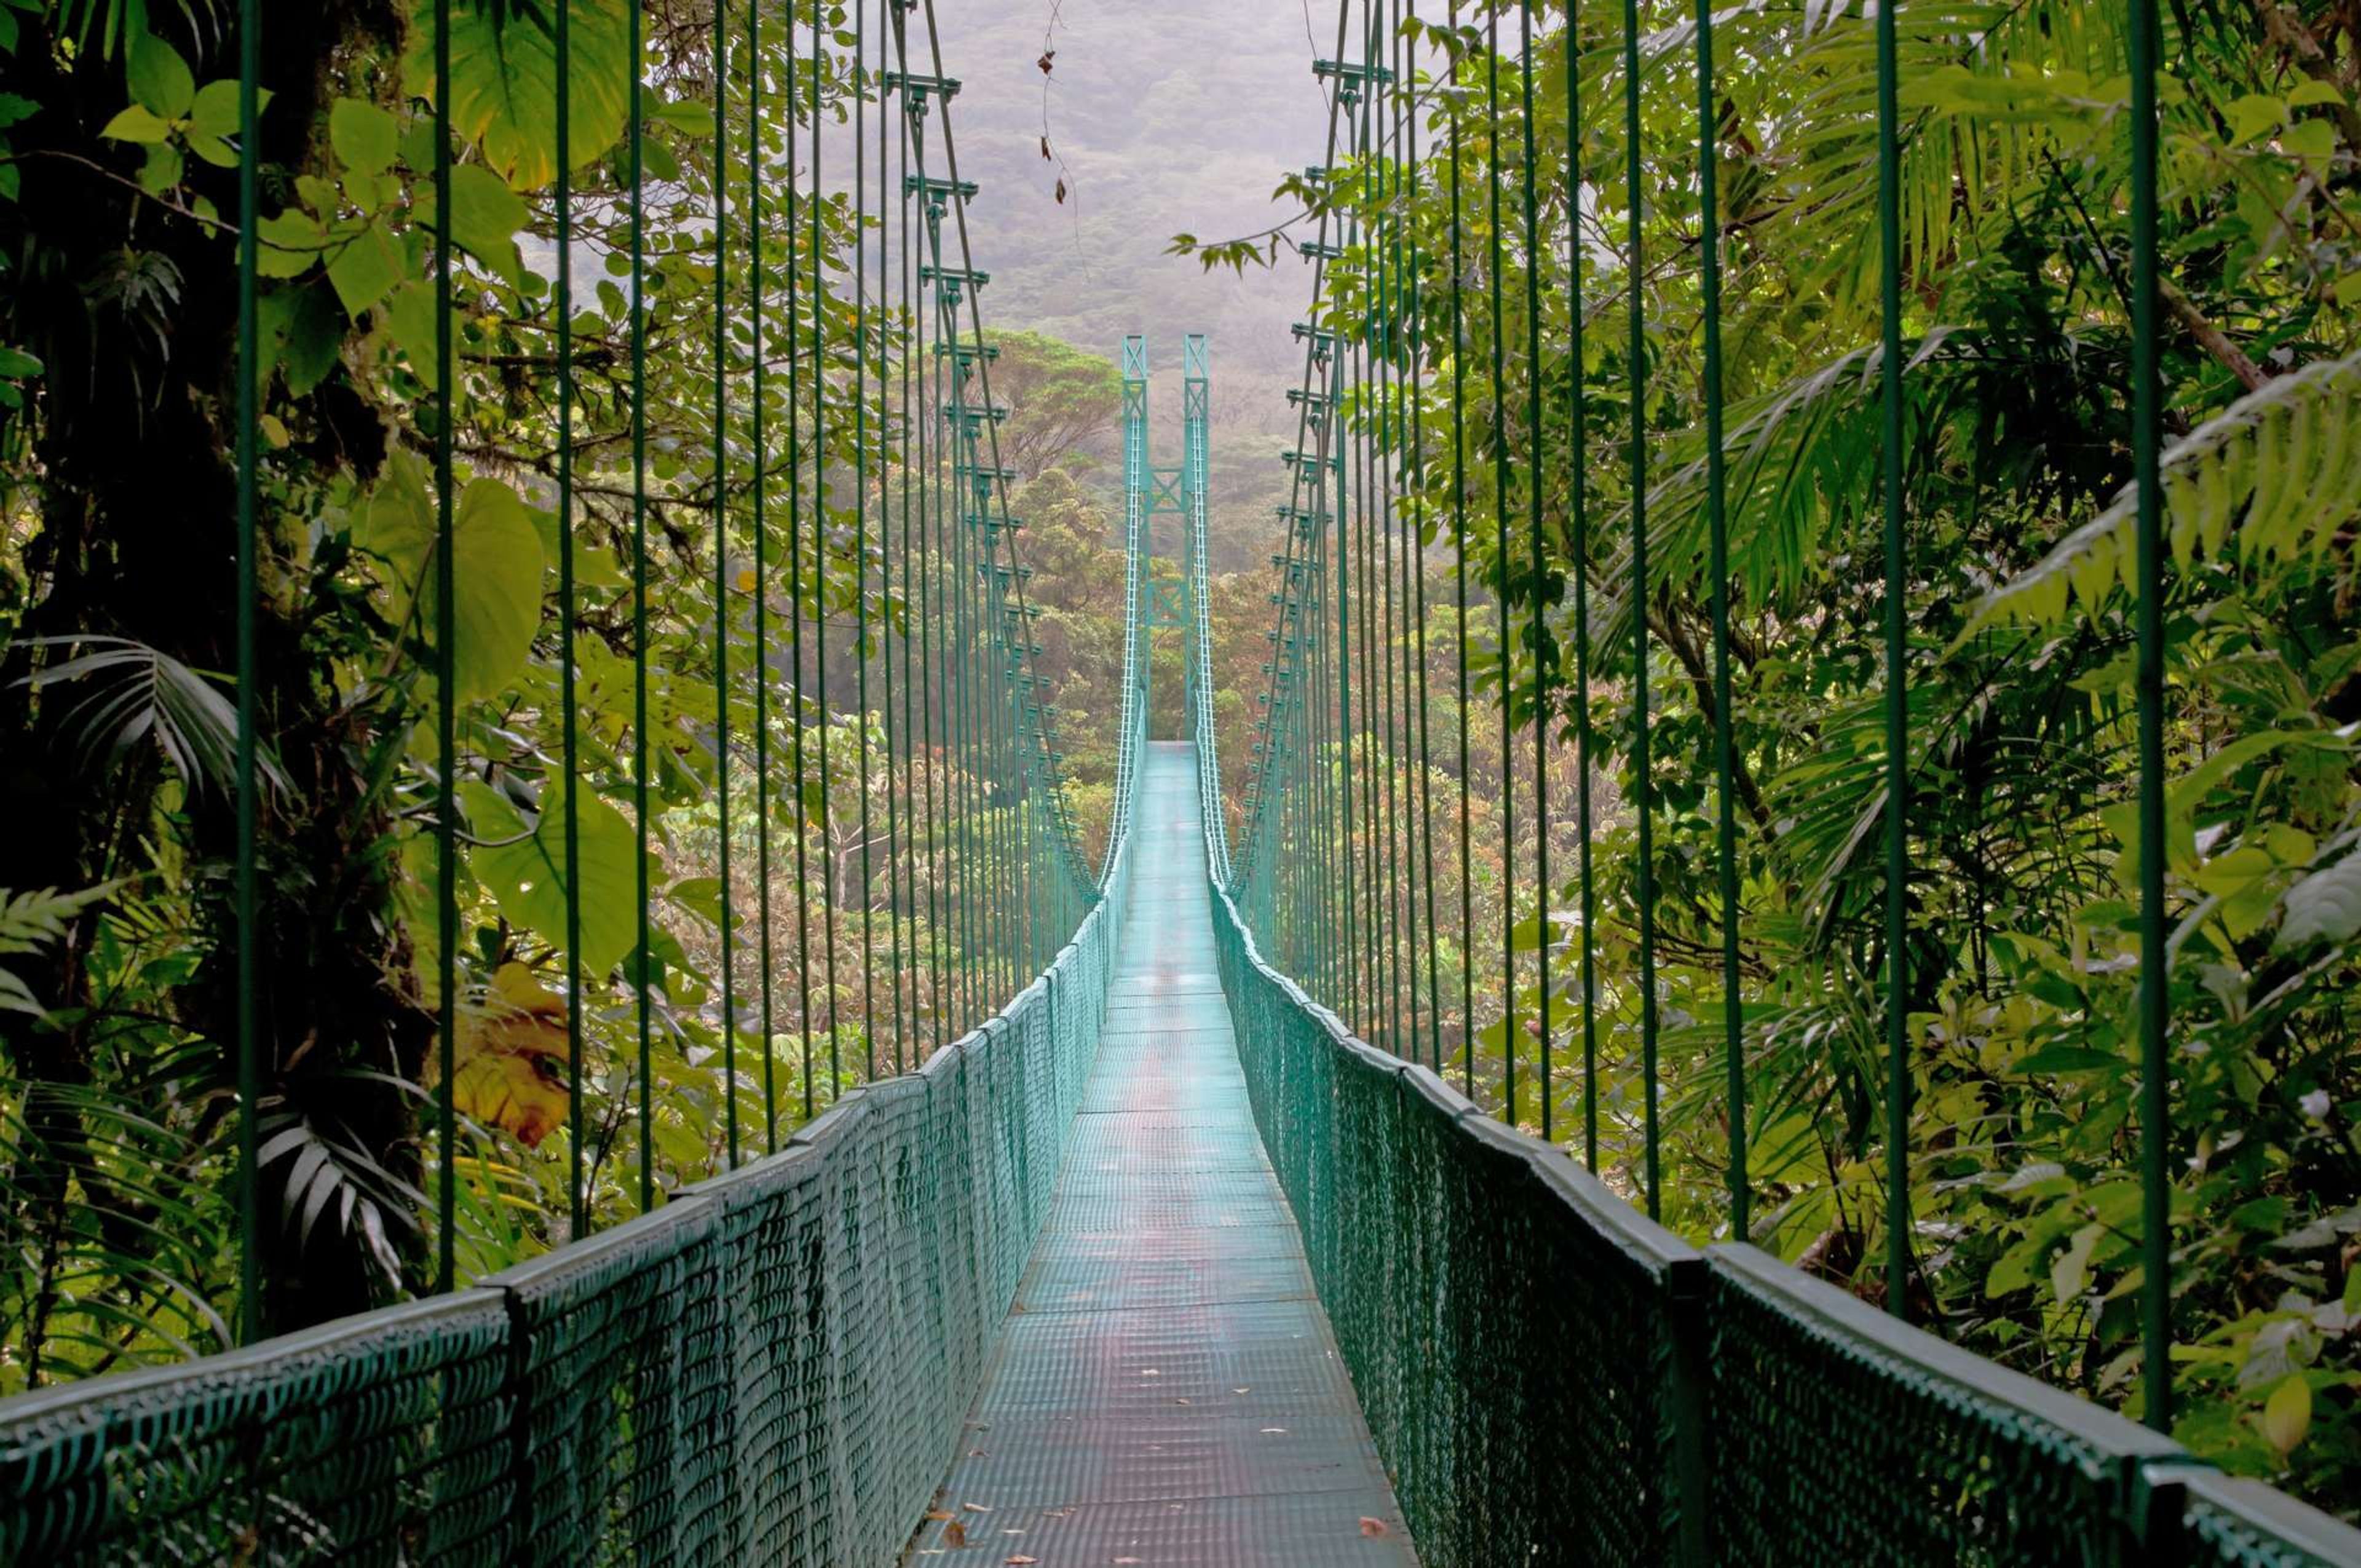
xmin=0 ymin=832 xmax=1133 ymax=1566
xmin=1202 ymin=850 xmax=2361 ymax=1567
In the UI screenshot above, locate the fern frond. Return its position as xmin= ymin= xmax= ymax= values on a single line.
xmin=0 ymin=882 xmax=124 ymax=1016
xmin=1961 ymin=350 xmax=2361 ymax=636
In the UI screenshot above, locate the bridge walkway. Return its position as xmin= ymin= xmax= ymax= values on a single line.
xmin=908 ymin=743 xmax=1416 ymax=1567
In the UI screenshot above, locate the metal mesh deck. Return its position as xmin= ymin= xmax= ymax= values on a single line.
xmin=911 ymin=746 xmax=1418 ymax=1568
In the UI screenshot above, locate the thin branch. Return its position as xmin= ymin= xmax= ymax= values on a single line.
xmin=0 ymin=149 xmax=238 ymax=233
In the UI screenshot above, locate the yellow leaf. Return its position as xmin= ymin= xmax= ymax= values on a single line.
xmin=2262 ymin=1374 xmax=2312 ymax=1455
xmin=433 ymin=961 xmax=572 ymax=1146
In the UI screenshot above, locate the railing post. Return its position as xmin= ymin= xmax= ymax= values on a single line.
xmin=500 ymin=1290 xmax=534 ymax=1565
xmin=1665 ymin=1256 xmax=1714 ymax=1566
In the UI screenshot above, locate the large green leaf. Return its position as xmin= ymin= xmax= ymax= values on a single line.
xmin=442 ymin=162 xmax=528 ymax=284
xmin=464 ymin=779 xmax=639 ymax=978
xmin=403 ymin=0 xmax=632 ymax=192
xmin=323 ymin=218 xmax=406 ymax=317
xmin=329 ymin=98 xmax=398 ymax=178
xmin=2276 ymin=847 xmax=2361 ymax=955
xmin=125 ymin=29 xmax=193 ymax=119
xmin=362 ymin=455 xmax=545 ymax=702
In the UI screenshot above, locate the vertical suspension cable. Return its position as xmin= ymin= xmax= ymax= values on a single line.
xmin=910 ymin=120 xmax=943 ymax=1038
xmin=1373 ymin=28 xmax=1404 ymax=1056
xmin=1388 ymin=0 xmax=1420 ymax=1065
xmin=1337 ymin=76 xmax=1367 ymax=1029
xmin=1485 ymin=2 xmax=1515 ymax=1122
xmin=877 ymin=0 xmax=907 ymax=1074
xmin=786 ymin=1 xmax=816 ymax=1122
xmin=810 ymin=1 xmax=842 ymax=1096
xmin=233 ymin=0 xmax=261 ymax=1342
xmin=1448 ymin=1 xmax=1474 ymax=1096
xmin=713 ymin=0 xmax=740 ymax=1169
xmin=952 ymin=413 xmax=978 ymax=1027
xmin=2129 ymin=0 xmax=2171 ymax=1431
xmin=1875 ymin=0 xmax=1910 ymax=1318
xmin=1407 ymin=0 xmax=1442 ymax=1075
xmin=1621 ymin=0 xmax=1660 ymax=1216
xmin=1566 ymin=0 xmax=1599 ymax=1173
xmin=1519 ymin=0 xmax=1549 ymax=1139
xmin=854 ymin=0 xmax=878 ymax=1082
xmin=895 ymin=80 xmax=920 ymax=1053
xmin=749 ymin=0 xmax=778 ymax=1153
xmin=628 ymin=0 xmax=654 ymax=1211
xmin=1695 ymin=0 xmax=1741 ymax=1232
xmin=433 ymin=0 xmax=459 ymax=1275
xmin=1374 ymin=16 xmax=1407 ymax=1057
xmin=1362 ymin=9 xmax=1381 ymax=1043
xmin=960 ymin=331 xmax=979 ymax=1022
xmin=558 ymin=0 xmax=589 ymax=1213
xmin=1334 ymin=209 xmax=1359 ymax=1031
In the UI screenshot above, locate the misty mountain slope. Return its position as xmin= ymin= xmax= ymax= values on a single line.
xmin=928 ymin=0 xmax=1330 ymax=529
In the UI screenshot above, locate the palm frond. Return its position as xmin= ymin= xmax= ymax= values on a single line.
xmin=10 ymin=635 xmax=286 ymax=798
xmin=1585 ymin=330 xmax=1966 ymax=651
xmin=1961 ymin=350 xmax=2361 ymax=635
xmin=0 ymin=882 xmax=124 ymax=1016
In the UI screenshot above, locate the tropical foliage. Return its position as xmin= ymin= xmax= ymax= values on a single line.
xmin=1194 ymin=0 xmax=2361 ymax=1513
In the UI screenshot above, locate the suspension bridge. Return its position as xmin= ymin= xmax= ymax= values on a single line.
xmin=1 ymin=0 xmax=2358 ymax=1560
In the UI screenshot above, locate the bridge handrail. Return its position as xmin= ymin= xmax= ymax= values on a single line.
xmin=1194 ymin=777 xmax=2361 ymax=1567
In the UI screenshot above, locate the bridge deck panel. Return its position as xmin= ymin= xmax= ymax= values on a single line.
xmin=911 ymin=746 xmax=1415 ymax=1567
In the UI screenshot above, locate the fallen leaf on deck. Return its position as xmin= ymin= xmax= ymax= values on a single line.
xmin=942 ymin=1520 xmax=967 ymax=1547
xmin=1359 ymin=1517 xmax=1391 ymax=1538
